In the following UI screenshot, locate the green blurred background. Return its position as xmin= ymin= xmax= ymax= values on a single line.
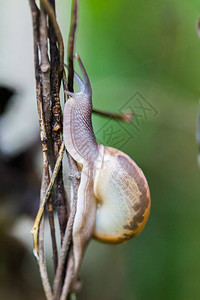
xmin=70 ymin=0 xmax=200 ymax=299
xmin=1 ymin=0 xmax=200 ymax=299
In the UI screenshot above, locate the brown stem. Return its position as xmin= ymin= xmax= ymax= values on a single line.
xmin=38 ymin=53 xmax=54 ymax=300
xmin=29 ymin=1 xmax=53 ymax=297
xmin=53 ymin=151 xmax=79 ymax=299
xmin=46 ymin=0 xmax=59 ymax=265
xmin=60 ymin=250 xmax=75 ymax=300
xmin=53 ymin=1 xmax=80 ymax=297
xmin=92 ymin=108 xmax=133 ymax=123
xmin=39 ymin=4 xmax=51 ymax=149
xmin=31 ymin=141 xmax=65 ymax=256
xmin=30 ymin=0 xmax=81 ymax=298
xmin=29 ymin=0 xmax=40 ymax=81
xmin=39 ymin=218 xmax=54 ymax=300
xmin=47 ymin=203 xmax=58 ymax=273
xmin=40 ymin=0 xmax=61 ymax=273
xmin=48 ymin=0 xmax=68 ymax=245
xmin=68 ymin=0 xmax=78 ymax=92
xmin=40 ymin=0 xmax=64 ymax=74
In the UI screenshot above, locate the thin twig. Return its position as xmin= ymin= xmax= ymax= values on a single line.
xmin=54 ymin=1 xmax=79 ymax=296
xmin=29 ymin=1 xmax=53 ymax=298
xmin=68 ymin=0 xmax=78 ymax=92
xmin=29 ymin=0 xmax=40 ymax=80
xmin=39 ymin=217 xmax=54 ymax=300
xmin=53 ymin=156 xmax=79 ymax=298
xmin=47 ymin=202 xmax=58 ymax=273
xmin=60 ymin=250 xmax=75 ymax=300
xmin=40 ymin=0 xmax=64 ymax=74
xmin=31 ymin=141 xmax=65 ymax=255
xmin=92 ymin=108 xmax=133 ymax=122
xmin=47 ymin=0 xmax=59 ymax=270
xmin=48 ymin=0 xmax=68 ymax=243
xmin=38 ymin=8 xmax=52 ymax=293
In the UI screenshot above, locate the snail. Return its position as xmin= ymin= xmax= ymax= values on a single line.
xmin=63 ymin=55 xmax=151 ymax=276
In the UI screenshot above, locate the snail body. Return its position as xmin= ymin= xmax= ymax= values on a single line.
xmin=63 ymin=56 xmax=150 ymax=274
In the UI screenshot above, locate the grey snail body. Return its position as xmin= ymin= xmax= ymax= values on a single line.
xmin=63 ymin=56 xmax=151 ymax=276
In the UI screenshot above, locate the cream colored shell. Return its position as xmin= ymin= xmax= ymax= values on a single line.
xmin=93 ymin=146 xmax=151 ymax=243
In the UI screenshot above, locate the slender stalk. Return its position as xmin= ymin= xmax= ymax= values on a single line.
xmin=39 ymin=218 xmax=54 ymax=300
xmin=60 ymin=250 xmax=75 ymax=300
xmin=48 ymin=0 xmax=68 ymax=244
xmin=29 ymin=1 xmax=53 ymax=298
xmin=92 ymin=108 xmax=133 ymax=122
xmin=31 ymin=141 xmax=65 ymax=255
xmin=53 ymin=1 xmax=80 ymax=297
xmin=68 ymin=0 xmax=78 ymax=92
xmin=47 ymin=203 xmax=58 ymax=273
xmin=40 ymin=0 xmax=64 ymax=74
xmin=40 ymin=0 xmax=59 ymax=274
xmin=53 ymin=153 xmax=79 ymax=298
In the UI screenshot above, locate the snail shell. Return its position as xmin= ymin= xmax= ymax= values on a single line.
xmin=94 ymin=146 xmax=151 ymax=243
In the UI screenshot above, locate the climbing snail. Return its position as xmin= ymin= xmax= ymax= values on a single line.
xmin=63 ymin=55 xmax=151 ymax=275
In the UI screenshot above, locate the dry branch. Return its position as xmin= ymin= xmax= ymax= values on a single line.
xmin=68 ymin=0 xmax=78 ymax=92
xmin=47 ymin=0 xmax=68 ymax=244
xmin=29 ymin=1 xmax=53 ymax=297
xmin=92 ymin=108 xmax=133 ymax=122
xmin=40 ymin=0 xmax=64 ymax=74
